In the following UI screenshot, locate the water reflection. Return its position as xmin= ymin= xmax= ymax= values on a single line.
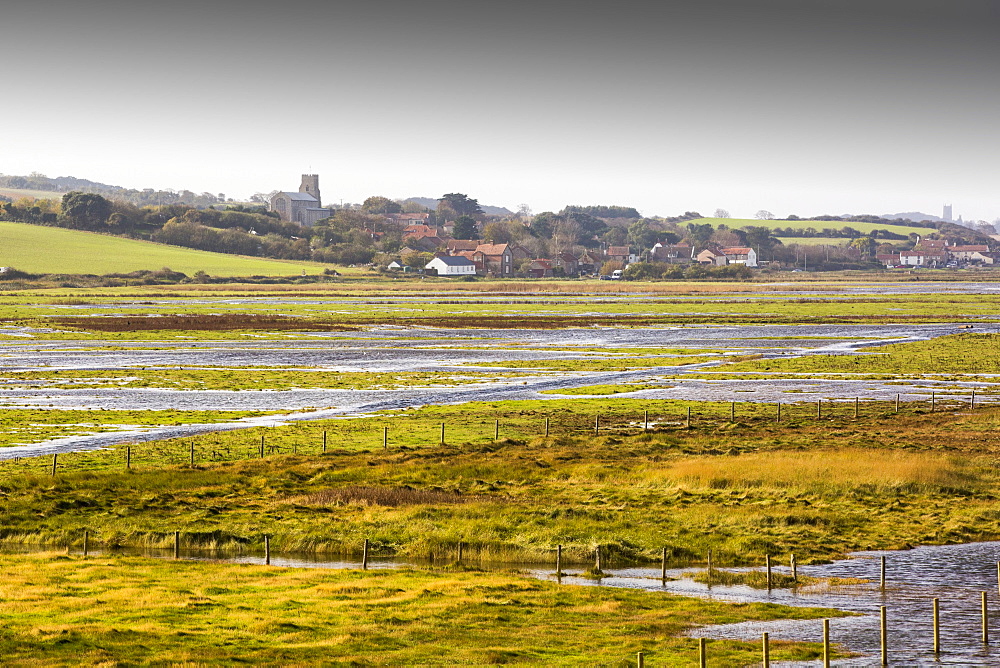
xmin=35 ymin=540 xmax=1000 ymax=665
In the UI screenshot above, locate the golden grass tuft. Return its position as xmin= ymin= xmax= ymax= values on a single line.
xmin=660 ymin=449 xmax=977 ymax=492
xmin=292 ymin=485 xmax=491 ymax=507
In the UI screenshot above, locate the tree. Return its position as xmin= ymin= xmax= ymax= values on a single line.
xmin=627 ymin=220 xmax=658 ymax=249
xmin=742 ymin=226 xmax=780 ymax=253
xmin=438 ymin=193 xmax=482 ymax=218
xmin=685 ymin=222 xmax=715 ymax=246
xmin=755 ymin=210 xmax=775 ymax=220
xmin=362 ymin=196 xmax=402 ymax=214
xmin=452 ymin=215 xmax=478 ymax=240
xmin=850 ymin=236 xmax=877 ymax=260
xmin=401 ymin=251 xmax=433 ymax=268
xmin=61 ymin=191 xmax=111 ymax=229
xmin=483 ymin=220 xmax=527 ymax=245
xmin=714 ymin=209 xmax=730 ymax=218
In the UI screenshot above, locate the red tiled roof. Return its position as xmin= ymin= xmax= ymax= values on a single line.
xmin=475 ymin=243 xmax=510 ymax=256
xmin=721 ymin=247 xmax=753 ymax=255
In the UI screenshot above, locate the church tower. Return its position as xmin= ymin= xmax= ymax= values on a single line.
xmin=299 ymin=174 xmax=321 ymax=207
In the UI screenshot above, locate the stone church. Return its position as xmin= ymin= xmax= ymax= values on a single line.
xmin=269 ymin=174 xmax=333 ymax=226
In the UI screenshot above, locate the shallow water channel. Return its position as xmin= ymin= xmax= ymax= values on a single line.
xmin=50 ymin=540 xmax=1000 ymax=666
xmin=0 ymin=322 xmax=996 ymax=459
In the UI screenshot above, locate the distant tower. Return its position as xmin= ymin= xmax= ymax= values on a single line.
xmin=943 ymin=204 xmax=953 ymax=222
xmin=300 ymin=174 xmax=321 ymax=207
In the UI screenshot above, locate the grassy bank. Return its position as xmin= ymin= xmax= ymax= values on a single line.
xmin=0 ymin=221 xmax=326 ymax=276
xmin=0 ymin=554 xmax=842 ymax=666
xmin=3 ymin=398 xmax=1000 ymax=565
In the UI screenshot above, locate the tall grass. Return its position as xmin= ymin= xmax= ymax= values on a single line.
xmin=661 ymin=449 xmax=978 ymax=494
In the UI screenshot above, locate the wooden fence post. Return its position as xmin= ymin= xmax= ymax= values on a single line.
xmin=323 ymin=430 xmax=327 ymax=453
xmin=931 ymin=390 xmax=936 ymax=412
xmin=51 ymin=453 xmax=57 ymax=476
xmin=494 ymin=419 xmax=499 ymax=440
xmin=126 ymin=446 xmax=131 ymax=470
xmin=174 ymin=530 xmax=180 ymax=560
xmin=895 ymin=393 xmax=900 ymax=413
xmin=766 ymin=554 xmax=772 ymax=589
xmin=776 ymin=402 xmax=781 ymax=423
xmin=545 ymin=417 xmax=550 ymax=437
xmin=686 ymin=407 xmax=691 ymax=429
xmin=817 ymin=400 xmax=822 ymax=419
xmin=707 ymin=549 xmax=713 ymax=575
xmin=595 ymin=414 xmax=600 ymax=436
xmin=983 ymin=591 xmax=989 ymax=644
xmin=595 ymin=545 xmax=602 ymax=571
xmin=933 ymin=598 xmax=940 ymax=654
xmin=880 ymin=606 xmax=887 ymax=666
xmin=259 ymin=435 xmax=265 ymax=458
xmin=556 ymin=544 xmax=562 ymax=576
xmin=661 ymin=546 xmax=667 ymax=582
xmin=189 ymin=441 xmax=195 ymax=466
xmin=791 ymin=553 xmax=797 ymax=582
xmin=265 ymin=535 xmax=271 ymax=565
xmin=972 ymin=390 xmax=976 ymax=410
xmin=644 ymin=409 xmax=648 ymax=431
xmin=881 ymin=555 xmax=886 ymax=589
xmin=823 ymin=618 xmax=830 ymax=667
xmin=762 ymin=632 xmax=770 ymax=668
xmin=457 ymin=541 xmax=464 ymax=563
xmin=362 ymin=538 xmax=369 ymax=570
xmin=383 ymin=426 xmax=388 ymax=450
xmin=699 ymin=638 xmax=706 ymax=668
xmin=854 ymin=397 xmax=859 ymax=418
xmin=731 ymin=401 xmax=735 ymax=421
xmin=83 ymin=530 xmax=89 ymax=557
xmin=440 ymin=422 xmax=445 ymax=446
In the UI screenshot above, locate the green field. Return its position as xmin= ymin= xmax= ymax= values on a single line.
xmin=776 ymin=236 xmax=855 ymax=246
xmin=0 ymin=554 xmax=840 ymax=666
xmin=692 ymin=217 xmax=930 ymax=236
xmin=0 ymin=221 xmax=327 ymax=276
xmin=0 ymin=187 xmax=64 ymax=201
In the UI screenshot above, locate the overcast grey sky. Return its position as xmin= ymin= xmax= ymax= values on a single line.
xmin=4 ymin=0 xmax=1000 ymax=220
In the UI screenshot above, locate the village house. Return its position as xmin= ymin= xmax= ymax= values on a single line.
xmin=403 ymin=224 xmax=447 ymax=252
xmin=696 ymin=249 xmax=728 ymax=266
xmin=876 ymin=253 xmax=900 ymax=268
xmin=553 ymin=252 xmax=579 ymax=276
xmin=425 ymin=255 xmax=477 ymax=277
xmin=605 ymin=245 xmax=638 ymax=265
xmin=527 ymin=259 xmax=555 ymax=278
xmin=720 ymin=247 xmax=758 ymax=267
xmin=446 ymin=239 xmax=481 ymax=254
xmin=948 ymin=245 xmax=994 ymax=264
xmin=473 ymin=243 xmax=514 ymax=277
xmin=386 ymin=212 xmax=431 ymax=225
xmin=650 ymin=242 xmax=693 ymax=264
xmin=576 ymin=250 xmax=603 ymax=275
xmin=900 ymin=241 xmax=948 ymax=267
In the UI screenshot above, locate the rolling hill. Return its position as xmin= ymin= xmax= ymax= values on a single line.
xmin=688 ymin=217 xmax=932 ymax=237
xmin=0 ymin=222 xmax=328 ymax=276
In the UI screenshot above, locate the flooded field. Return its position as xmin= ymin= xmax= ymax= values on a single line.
xmin=43 ymin=538 xmax=1000 ymax=666
xmin=0 ymin=322 xmax=994 ymax=456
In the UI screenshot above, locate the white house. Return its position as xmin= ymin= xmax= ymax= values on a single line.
xmin=426 ymin=255 xmax=477 ymax=277
xmin=720 ymin=247 xmax=758 ymax=268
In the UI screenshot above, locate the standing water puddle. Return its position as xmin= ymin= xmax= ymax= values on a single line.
xmin=43 ymin=540 xmax=1000 ymax=665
